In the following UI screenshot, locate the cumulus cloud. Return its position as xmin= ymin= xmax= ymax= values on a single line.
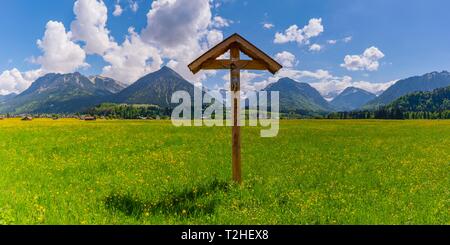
xmin=35 ymin=21 xmax=87 ymax=73
xmin=141 ymin=0 xmax=220 ymax=82
xmin=274 ymin=51 xmax=297 ymax=68
xmin=274 ymin=18 xmax=323 ymax=45
xmin=0 ymin=68 xmax=44 ymax=95
xmin=263 ymin=23 xmax=274 ymax=29
xmin=113 ymin=4 xmax=123 ymax=16
xmin=2 ymin=0 xmax=231 ymax=91
xmin=71 ymin=0 xmax=116 ymax=55
xmin=142 ymin=0 xmax=211 ymax=51
xmin=211 ymin=16 xmax=232 ymax=28
xmin=309 ymin=43 xmax=321 ymax=52
xmin=68 ymin=0 xmax=224 ymax=84
xmin=68 ymin=0 xmax=163 ymax=83
xmin=341 ymin=46 xmax=385 ymax=71
xmin=302 ymin=18 xmax=324 ymax=38
xmin=102 ymin=28 xmax=162 ymax=84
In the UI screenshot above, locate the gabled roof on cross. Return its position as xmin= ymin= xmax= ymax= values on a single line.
xmin=188 ymin=33 xmax=282 ymax=75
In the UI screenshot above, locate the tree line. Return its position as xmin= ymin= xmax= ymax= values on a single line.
xmin=327 ymin=109 xmax=450 ymax=119
xmin=328 ymin=86 xmax=450 ymax=119
xmin=85 ymin=103 xmax=170 ymax=119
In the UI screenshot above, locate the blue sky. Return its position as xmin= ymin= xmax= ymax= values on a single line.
xmin=1 ymin=0 xmax=450 ymax=96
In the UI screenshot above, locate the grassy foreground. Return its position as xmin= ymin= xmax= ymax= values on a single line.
xmin=0 ymin=119 xmax=448 ymax=224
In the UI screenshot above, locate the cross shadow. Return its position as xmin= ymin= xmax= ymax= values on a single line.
xmin=104 ymin=179 xmax=231 ymax=219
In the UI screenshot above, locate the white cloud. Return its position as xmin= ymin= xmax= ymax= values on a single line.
xmin=212 ymin=1 xmax=221 ymax=9
xmin=36 ymin=21 xmax=87 ymax=73
xmin=141 ymin=0 xmax=220 ymax=83
xmin=274 ymin=25 xmax=302 ymax=44
xmin=68 ymin=0 xmax=164 ymax=84
xmin=211 ymin=16 xmax=232 ymax=28
xmin=206 ymin=29 xmax=224 ymax=47
xmin=274 ymin=51 xmax=297 ymax=68
xmin=69 ymin=0 xmax=223 ymax=84
xmin=130 ymin=1 xmax=139 ymax=12
xmin=274 ymin=18 xmax=323 ymax=45
xmin=142 ymin=0 xmax=211 ymax=51
xmin=297 ymin=69 xmax=333 ymax=80
xmin=1 ymin=10 xmax=92 ymax=93
xmin=309 ymin=43 xmax=321 ymax=52
xmin=327 ymin=39 xmax=337 ymax=45
xmin=251 ymin=68 xmax=334 ymax=92
xmin=166 ymin=59 xmax=179 ymax=70
xmin=113 ymin=4 xmax=123 ymax=16
xmin=4 ymin=0 xmax=230 ymax=91
xmin=269 ymin=68 xmax=333 ymax=82
xmin=309 ymin=76 xmax=352 ymax=98
xmin=71 ymin=0 xmax=116 ymax=55
xmin=343 ymin=36 xmax=352 ymax=43
xmin=326 ymin=36 xmax=352 ymax=46
xmin=303 ymin=18 xmax=324 ymax=38
xmin=0 ymin=68 xmax=43 ymax=95
xmin=310 ymin=78 xmax=396 ymax=97
xmin=341 ymin=46 xmax=385 ymax=71
xmin=263 ymin=23 xmax=274 ymax=29
xmin=102 ymin=28 xmax=162 ymax=84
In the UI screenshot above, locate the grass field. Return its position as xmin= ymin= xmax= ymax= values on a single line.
xmin=0 ymin=119 xmax=449 ymax=224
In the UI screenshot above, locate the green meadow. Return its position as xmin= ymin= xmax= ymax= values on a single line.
xmin=0 ymin=119 xmax=448 ymax=224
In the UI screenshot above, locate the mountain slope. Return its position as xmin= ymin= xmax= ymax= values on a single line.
xmin=364 ymin=71 xmax=450 ymax=108
xmin=385 ymin=86 xmax=450 ymax=112
xmin=0 ymin=93 xmax=17 ymax=103
xmin=0 ymin=73 xmax=122 ymax=113
xmin=264 ymin=77 xmax=332 ymax=113
xmin=113 ymin=66 xmax=200 ymax=108
xmin=331 ymin=87 xmax=376 ymax=111
xmin=89 ymin=76 xmax=126 ymax=94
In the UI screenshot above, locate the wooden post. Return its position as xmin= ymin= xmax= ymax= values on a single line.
xmin=230 ymin=44 xmax=241 ymax=184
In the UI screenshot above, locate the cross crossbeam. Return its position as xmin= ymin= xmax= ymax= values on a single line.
xmin=199 ymin=59 xmax=269 ymax=71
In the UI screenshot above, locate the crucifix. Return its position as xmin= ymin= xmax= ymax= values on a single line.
xmin=188 ymin=33 xmax=282 ymax=183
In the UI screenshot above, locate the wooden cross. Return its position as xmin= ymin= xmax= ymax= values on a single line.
xmin=188 ymin=33 xmax=282 ymax=183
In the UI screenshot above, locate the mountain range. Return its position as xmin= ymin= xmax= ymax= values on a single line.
xmin=0 ymin=67 xmax=449 ymax=115
xmin=264 ymin=77 xmax=332 ymax=113
xmin=330 ymin=87 xmax=376 ymax=111
xmin=0 ymin=67 xmax=199 ymax=114
xmin=385 ymin=86 xmax=450 ymax=112
xmin=0 ymin=73 xmax=125 ymax=114
xmin=112 ymin=66 xmax=199 ymax=108
xmin=363 ymin=71 xmax=450 ymax=109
